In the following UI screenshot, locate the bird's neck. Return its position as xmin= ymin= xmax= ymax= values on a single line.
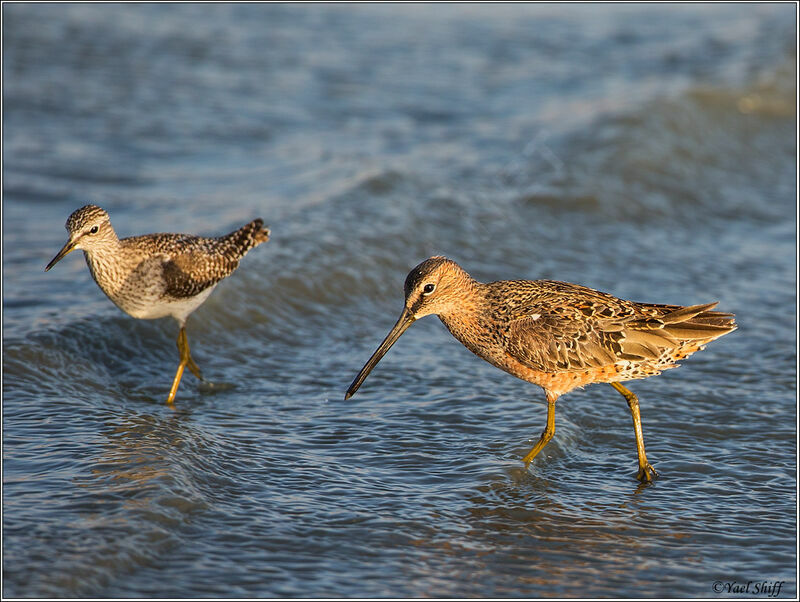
xmin=82 ymin=235 xmax=136 ymax=296
xmin=437 ymin=281 xmax=492 ymax=349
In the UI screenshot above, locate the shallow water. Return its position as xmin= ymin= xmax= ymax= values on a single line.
xmin=3 ymin=4 xmax=797 ymax=598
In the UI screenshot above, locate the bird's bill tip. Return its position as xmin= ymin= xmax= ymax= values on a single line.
xmin=44 ymin=240 xmax=76 ymax=272
xmin=344 ymin=308 xmax=416 ymax=400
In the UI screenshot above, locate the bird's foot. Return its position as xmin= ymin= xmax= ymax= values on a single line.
xmin=186 ymin=356 xmax=205 ymax=382
xmin=197 ymin=380 xmax=235 ymax=394
xmin=521 ymin=450 xmax=538 ymax=468
xmin=636 ymin=463 xmax=659 ymax=483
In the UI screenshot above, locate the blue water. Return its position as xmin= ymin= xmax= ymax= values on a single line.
xmin=3 ymin=4 xmax=796 ymax=598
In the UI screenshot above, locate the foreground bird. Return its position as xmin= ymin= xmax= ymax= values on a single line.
xmin=45 ymin=204 xmax=270 ymax=404
xmin=346 ymin=256 xmax=736 ymax=482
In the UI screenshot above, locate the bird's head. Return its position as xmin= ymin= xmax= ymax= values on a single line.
xmin=401 ymin=256 xmax=473 ymax=320
xmin=345 ymin=256 xmax=474 ymax=400
xmin=45 ymin=205 xmax=115 ymax=271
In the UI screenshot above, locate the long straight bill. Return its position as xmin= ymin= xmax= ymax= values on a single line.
xmin=345 ymin=308 xmax=415 ymax=400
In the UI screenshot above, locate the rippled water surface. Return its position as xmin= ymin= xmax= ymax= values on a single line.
xmin=3 ymin=4 xmax=796 ymax=598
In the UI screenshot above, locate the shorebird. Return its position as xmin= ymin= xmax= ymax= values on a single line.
xmin=45 ymin=204 xmax=270 ymax=404
xmin=345 ymin=256 xmax=736 ymax=482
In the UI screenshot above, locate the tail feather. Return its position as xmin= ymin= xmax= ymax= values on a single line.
xmin=663 ymin=302 xmax=737 ymax=341
xmin=692 ymin=310 xmax=736 ymax=327
xmin=663 ymin=323 xmax=735 ymax=340
xmin=660 ymin=302 xmax=719 ymax=324
xmin=619 ymin=301 xmax=736 ymax=362
xmin=223 ymin=219 xmax=271 ymax=254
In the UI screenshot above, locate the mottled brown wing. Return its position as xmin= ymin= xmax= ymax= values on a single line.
xmin=505 ymin=310 xmax=623 ymax=373
xmin=502 ymin=280 xmax=735 ymax=374
xmin=123 ymin=220 xmax=269 ymax=301
xmin=501 ymin=280 xmax=638 ymax=373
xmin=161 ymin=246 xmax=240 ymax=299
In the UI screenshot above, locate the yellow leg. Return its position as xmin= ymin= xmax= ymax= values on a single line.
xmin=166 ymin=362 xmax=185 ymax=405
xmin=610 ymin=382 xmax=658 ymax=483
xmin=522 ymin=392 xmax=558 ymax=467
xmin=178 ymin=327 xmax=204 ymax=381
xmin=165 ymin=327 xmax=204 ymax=405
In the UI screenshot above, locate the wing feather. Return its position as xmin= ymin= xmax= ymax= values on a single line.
xmin=161 ymin=249 xmax=238 ymax=299
xmin=498 ymin=280 xmax=735 ymax=373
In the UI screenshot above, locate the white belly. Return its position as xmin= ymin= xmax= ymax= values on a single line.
xmin=121 ymin=285 xmax=217 ymax=324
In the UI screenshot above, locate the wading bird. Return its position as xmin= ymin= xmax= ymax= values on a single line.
xmin=46 ymin=204 xmax=270 ymax=404
xmin=346 ymin=256 xmax=736 ymax=482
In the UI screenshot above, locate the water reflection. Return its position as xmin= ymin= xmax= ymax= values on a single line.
xmin=63 ymin=410 xmax=209 ymax=586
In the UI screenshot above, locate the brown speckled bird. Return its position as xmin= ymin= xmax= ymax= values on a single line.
xmin=45 ymin=204 xmax=270 ymax=404
xmin=346 ymin=256 xmax=736 ymax=482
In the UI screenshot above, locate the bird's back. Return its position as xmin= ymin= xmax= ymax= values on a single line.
xmin=118 ymin=219 xmax=270 ymax=299
xmin=440 ymin=278 xmax=736 ymax=396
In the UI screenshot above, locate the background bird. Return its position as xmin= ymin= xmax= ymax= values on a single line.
xmin=45 ymin=204 xmax=270 ymax=404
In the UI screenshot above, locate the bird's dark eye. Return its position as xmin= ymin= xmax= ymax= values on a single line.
xmin=89 ymin=226 xmax=99 ymax=234
xmin=422 ymin=283 xmax=436 ymax=295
